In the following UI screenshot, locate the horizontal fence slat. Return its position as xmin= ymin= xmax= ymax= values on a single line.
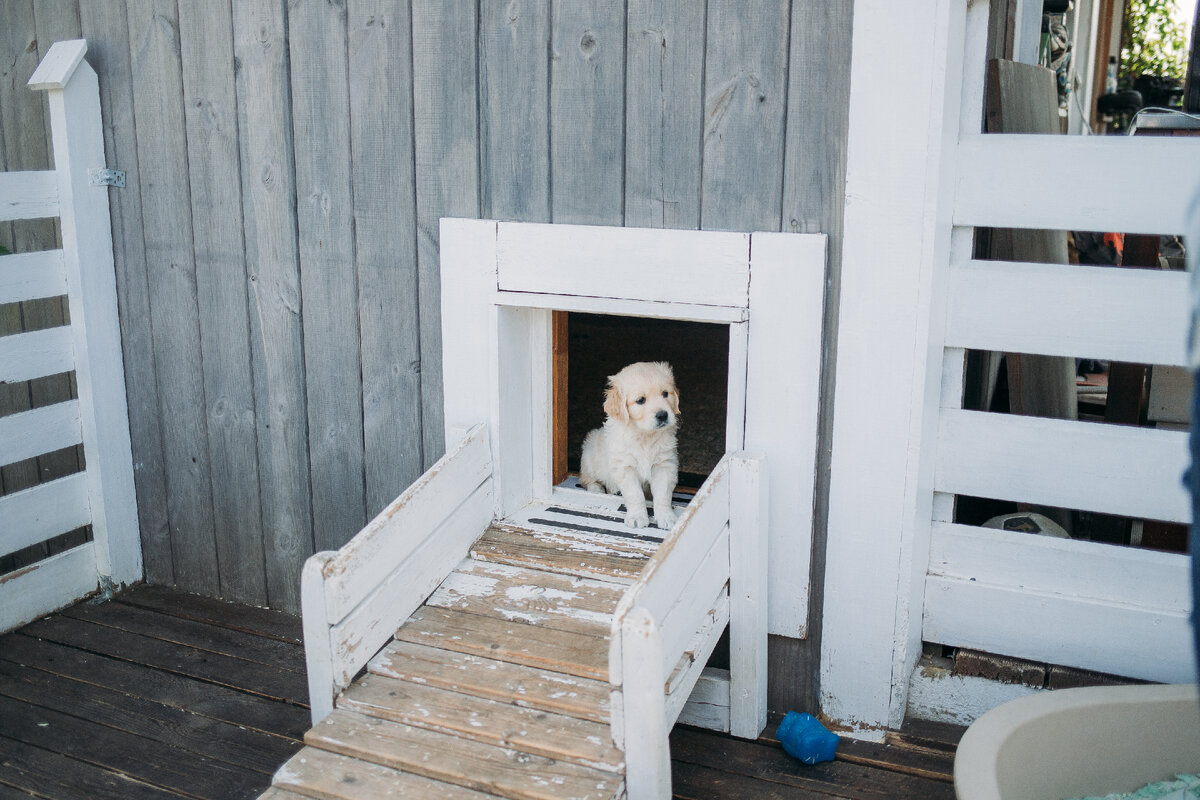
xmin=929 ymin=521 xmax=1190 ymax=611
xmin=0 ymin=326 xmax=75 ymax=383
xmin=0 ymin=472 xmax=90 ymax=556
xmin=0 ymin=171 xmax=59 ymax=222
xmin=497 ymin=221 xmax=751 ymax=308
xmin=0 ymin=544 xmax=98 ymax=633
xmin=945 ymin=260 xmax=1188 ymax=366
xmin=935 ymin=408 xmax=1189 ymax=523
xmin=493 ymin=291 xmax=748 ymax=323
xmin=955 ymin=134 xmax=1200 ymax=236
xmin=923 ymin=574 xmax=1196 ymax=683
xmin=0 ymin=250 xmax=68 ymax=304
xmin=0 ymin=400 xmax=82 ymax=468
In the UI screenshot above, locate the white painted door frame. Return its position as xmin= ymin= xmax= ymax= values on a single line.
xmin=438 ymin=218 xmax=826 ymax=640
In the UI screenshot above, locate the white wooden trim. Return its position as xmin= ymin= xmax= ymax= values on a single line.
xmin=0 ymin=544 xmax=99 ymax=633
xmin=955 ymin=134 xmax=1200 ymax=235
xmin=0 ymin=250 xmax=68 ymax=304
xmin=496 ymin=221 xmax=751 ymax=308
xmin=725 ymin=322 xmax=749 ymax=453
xmin=620 ymin=607 xmax=671 ymax=800
xmin=657 ymin=530 xmax=730 ymax=670
xmin=821 ymin=0 xmax=965 ymax=732
xmin=493 ymin=291 xmax=748 ymax=324
xmin=935 ymin=408 xmax=1189 ymax=523
xmin=0 ymin=400 xmax=82 ymax=468
xmin=945 ymin=260 xmax=1189 ymax=366
xmin=923 ymin=574 xmax=1196 ymax=683
xmin=0 ymin=327 xmax=76 ymax=384
xmin=929 ymin=521 xmax=1191 ymax=610
xmin=36 ymin=51 xmax=142 ymax=587
xmin=746 ymin=231 xmax=824 ymax=638
xmin=728 ymin=454 xmax=768 ymax=739
xmin=320 ymin=424 xmax=492 ymax=622
xmin=301 ymin=552 xmax=337 ymax=724
xmin=0 ymin=472 xmax=90 ymax=555
xmin=0 ymin=171 xmax=58 ymax=222
xmin=664 ymin=592 xmax=730 ymax=728
xmin=26 ymin=39 xmax=88 ymax=90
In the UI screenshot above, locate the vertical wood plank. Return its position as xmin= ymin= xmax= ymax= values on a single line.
xmin=178 ymin=0 xmax=266 ymax=604
xmin=700 ymin=0 xmax=790 ymax=232
xmin=347 ymin=0 xmax=423 ymax=515
xmin=549 ymin=0 xmax=625 ymax=225
xmin=288 ymin=0 xmax=367 ymax=552
xmin=79 ymin=0 xmax=173 ymax=585
xmin=233 ymin=0 xmax=313 ymax=612
xmin=126 ymin=0 xmax=219 ymax=595
xmin=775 ymin=0 xmax=854 ymax=716
xmin=624 ymin=0 xmax=705 ymax=229
xmin=478 ymin=0 xmax=550 ymax=222
xmin=411 ymin=0 xmax=479 ymax=467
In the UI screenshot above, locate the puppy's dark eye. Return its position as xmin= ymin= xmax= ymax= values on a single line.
xmin=662 ymin=391 xmax=669 ymax=398
xmin=635 ymin=396 xmax=646 ymax=405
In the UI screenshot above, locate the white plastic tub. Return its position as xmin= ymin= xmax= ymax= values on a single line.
xmin=954 ymin=683 xmax=1200 ymax=800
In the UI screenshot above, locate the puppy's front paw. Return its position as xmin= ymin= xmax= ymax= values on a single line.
xmin=624 ymin=507 xmax=650 ymax=528
xmin=653 ymin=506 xmax=677 ymax=530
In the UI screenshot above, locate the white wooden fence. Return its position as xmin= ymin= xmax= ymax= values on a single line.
xmin=0 ymin=40 xmax=140 ymax=632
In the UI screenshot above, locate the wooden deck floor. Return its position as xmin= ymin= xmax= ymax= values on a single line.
xmin=0 ymin=586 xmax=959 ymax=799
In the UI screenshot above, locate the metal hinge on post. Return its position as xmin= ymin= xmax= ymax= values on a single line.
xmin=88 ymin=168 xmax=125 ymax=188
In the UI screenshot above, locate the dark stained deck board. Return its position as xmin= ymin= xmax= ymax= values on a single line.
xmin=0 ymin=586 xmax=958 ymax=800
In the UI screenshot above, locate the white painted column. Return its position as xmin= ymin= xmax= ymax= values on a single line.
xmin=819 ymin=0 xmax=967 ymax=733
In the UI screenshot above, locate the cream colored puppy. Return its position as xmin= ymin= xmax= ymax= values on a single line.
xmin=580 ymin=361 xmax=680 ymax=529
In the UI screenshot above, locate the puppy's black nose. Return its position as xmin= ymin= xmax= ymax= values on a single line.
xmin=655 ymin=410 xmax=669 ymax=425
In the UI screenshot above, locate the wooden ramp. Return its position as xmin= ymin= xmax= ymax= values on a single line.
xmin=262 ymin=521 xmax=651 ymax=800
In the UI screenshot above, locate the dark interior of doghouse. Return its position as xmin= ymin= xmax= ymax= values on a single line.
xmin=559 ymin=313 xmax=730 ymax=491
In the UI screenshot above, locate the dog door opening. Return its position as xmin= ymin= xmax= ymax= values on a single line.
xmin=556 ymin=312 xmax=730 ymax=491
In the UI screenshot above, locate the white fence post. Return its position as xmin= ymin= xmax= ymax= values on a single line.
xmin=28 ymin=40 xmax=141 ymax=590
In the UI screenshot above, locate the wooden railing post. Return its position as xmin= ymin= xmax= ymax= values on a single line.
xmin=29 ymin=40 xmax=140 ymax=590
xmin=729 ymin=454 xmax=769 ymax=738
xmin=621 ymin=607 xmax=671 ymax=800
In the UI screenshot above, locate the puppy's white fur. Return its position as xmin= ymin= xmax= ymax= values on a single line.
xmin=580 ymin=361 xmax=680 ymax=529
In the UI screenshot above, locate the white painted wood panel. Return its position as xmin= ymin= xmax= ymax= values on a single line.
xmin=728 ymin=454 xmax=768 ymax=739
xmin=955 ymin=134 xmax=1200 ymax=235
xmin=493 ymin=291 xmax=748 ymax=324
xmin=929 ymin=522 xmax=1190 ymax=611
xmin=327 ymin=482 xmax=494 ymax=688
xmin=0 ymin=544 xmax=99 ymax=633
xmin=0 ymin=170 xmax=58 ymax=221
xmin=496 ymin=221 xmax=751 ymax=308
xmin=676 ymin=667 xmax=732 ymax=732
xmin=0 ymin=249 xmax=67 ymax=304
xmin=321 ymin=424 xmax=493 ymax=622
xmin=664 ymin=593 xmax=730 ymax=727
xmin=924 ymin=574 xmax=1196 ymax=683
xmin=746 ymin=231 xmax=825 ymax=638
xmin=656 ymin=530 xmax=731 ymax=669
xmin=0 ymin=471 xmax=90 ymax=555
xmin=945 ymin=260 xmax=1189 ymax=366
xmin=936 ymin=408 xmax=1189 ymax=523
xmin=0 ymin=326 xmax=74 ymax=383
xmin=0 ymin=400 xmax=81 ymax=468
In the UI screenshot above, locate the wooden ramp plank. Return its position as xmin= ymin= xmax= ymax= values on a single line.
xmin=337 ymin=674 xmax=624 ymax=773
xmin=308 ymin=709 xmax=622 ymax=800
xmin=428 ymin=559 xmax=624 ymax=636
xmin=472 ymin=523 xmax=652 ymax=584
xmin=272 ymin=746 xmax=502 ymax=799
xmin=396 ymin=606 xmax=609 ymax=681
xmin=369 ymin=639 xmax=610 ymax=723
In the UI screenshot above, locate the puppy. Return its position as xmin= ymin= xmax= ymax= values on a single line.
xmin=579 ymin=361 xmax=680 ymax=529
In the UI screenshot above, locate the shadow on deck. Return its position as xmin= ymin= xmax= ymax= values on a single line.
xmin=0 ymin=586 xmax=959 ymax=799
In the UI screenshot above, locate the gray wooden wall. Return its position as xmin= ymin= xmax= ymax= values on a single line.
xmin=1 ymin=0 xmax=852 ymax=711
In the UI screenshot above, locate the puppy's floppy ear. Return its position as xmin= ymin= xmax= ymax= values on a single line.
xmin=668 ymin=384 xmax=681 ymax=416
xmin=603 ymin=378 xmax=627 ymax=422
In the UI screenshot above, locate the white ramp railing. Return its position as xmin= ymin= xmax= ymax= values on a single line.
xmin=0 ymin=40 xmax=140 ymax=632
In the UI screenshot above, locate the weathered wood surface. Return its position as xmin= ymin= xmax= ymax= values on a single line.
xmin=472 ymin=523 xmax=652 ymax=583
xmin=4 ymin=5 xmax=855 ymax=718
